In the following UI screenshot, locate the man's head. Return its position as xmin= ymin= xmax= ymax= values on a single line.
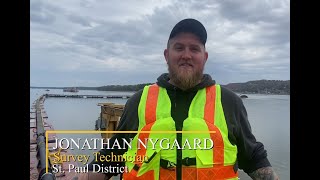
xmin=164 ymin=18 xmax=208 ymax=90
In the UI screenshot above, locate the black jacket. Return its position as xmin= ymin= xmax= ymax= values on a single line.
xmin=89 ymin=73 xmax=271 ymax=176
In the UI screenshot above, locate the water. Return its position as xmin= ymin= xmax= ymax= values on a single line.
xmin=30 ymin=89 xmax=290 ymax=179
xmin=239 ymin=94 xmax=290 ymax=179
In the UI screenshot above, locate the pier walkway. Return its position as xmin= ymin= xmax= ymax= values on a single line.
xmin=30 ymin=95 xmax=79 ymax=180
xmin=45 ymin=94 xmax=131 ymax=99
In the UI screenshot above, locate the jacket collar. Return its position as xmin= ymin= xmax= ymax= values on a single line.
xmin=156 ymin=73 xmax=216 ymax=92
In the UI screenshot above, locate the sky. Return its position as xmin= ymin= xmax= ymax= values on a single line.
xmin=30 ymin=0 xmax=290 ymax=87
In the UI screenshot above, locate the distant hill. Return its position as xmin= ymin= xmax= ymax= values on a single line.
xmin=30 ymin=83 xmax=153 ymax=92
xmin=31 ymin=80 xmax=290 ymax=95
xmin=222 ymin=80 xmax=290 ymax=95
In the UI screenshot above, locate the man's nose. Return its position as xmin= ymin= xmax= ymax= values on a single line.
xmin=181 ymin=48 xmax=192 ymax=59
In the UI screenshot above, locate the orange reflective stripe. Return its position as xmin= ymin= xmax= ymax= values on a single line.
xmin=159 ymin=166 xmax=237 ymax=180
xmin=131 ymin=122 xmax=156 ymax=177
xmin=197 ymin=165 xmax=238 ymax=180
xmin=160 ymin=168 xmax=197 ymax=180
xmin=130 ymin=84 xmax=159 ymax=177
xmin=145 ymin=84 xmax=159 ymax=125
xmin=204 ymin=85 xmax=224 ymax=164
xmin=182 ymin=168 xmax=197 ymax=180
xmin=123 ymin=170 xmax=154 ymax=180
xmin=138 ymin=83 xmax=159 ymax=163
xmin=160 ymin=168 xmax=176 ymax=180
xmin=205 ymin=122 xmax=224 ymax=164
xmin=136 ymin=122 xmax=156 ymax=161
xmin=204 ymin=85 xmax=216 ymax=124
xmin=159 ymin=168 xmax=198 ymax=180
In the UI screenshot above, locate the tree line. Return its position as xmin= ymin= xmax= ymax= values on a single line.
xmin=31 ymin=80 xmax=290 ymax=95
xmin=222 ymin=80 xmax=290 ymax=95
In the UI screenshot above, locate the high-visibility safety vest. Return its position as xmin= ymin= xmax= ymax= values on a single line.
xmin=123 ymin=84 xmax=238 ymax=180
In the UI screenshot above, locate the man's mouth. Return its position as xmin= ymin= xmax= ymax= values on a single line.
xmin=179 ymin=63 xmax=193 ymax=67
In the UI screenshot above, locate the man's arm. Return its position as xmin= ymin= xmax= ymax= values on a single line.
xmin=233 ymin=96 xmax=280 ymax=179
xmin=248 ymin=167 xmax=280 ymax=180
xmin=220 ymin=87 xmax=279 ymax=178
xmin=235 ymin=97 xmax=272 ymax=173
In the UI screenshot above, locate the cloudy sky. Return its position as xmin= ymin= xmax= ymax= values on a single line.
xmin=30 ymin=0 xmax=290 ymax=87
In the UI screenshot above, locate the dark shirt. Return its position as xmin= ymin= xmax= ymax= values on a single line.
xmin=88 ymin=73 xmax=271 ymax=176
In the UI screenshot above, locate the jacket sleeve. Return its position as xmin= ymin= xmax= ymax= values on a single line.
xmin=221 ymin=87 xmax=271 ymax=174
xmin=87 ymin=90 xmax=143 ymax=176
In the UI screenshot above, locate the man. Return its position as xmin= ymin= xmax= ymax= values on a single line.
xmin=80 ymin=18 xmax=279 ymax=180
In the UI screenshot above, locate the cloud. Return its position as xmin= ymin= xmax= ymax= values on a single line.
xmin=31 ymin=0 xmax=290 ymax=86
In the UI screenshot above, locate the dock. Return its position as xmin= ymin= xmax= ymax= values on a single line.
xmin=45 ymin=94 xmax=132 ymax=99
xmin=30 ymin=95 xmax=79 ymax=180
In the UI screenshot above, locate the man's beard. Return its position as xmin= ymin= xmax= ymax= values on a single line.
xmin=168 ymin=62 xmax=204 ymax=90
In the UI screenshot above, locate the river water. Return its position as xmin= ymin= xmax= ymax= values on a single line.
xmin=30 ymin=88 xmax=290 ymax=179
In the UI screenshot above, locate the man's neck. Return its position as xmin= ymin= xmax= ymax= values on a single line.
xmin=168 ymin=79 xmax=201 ymax=91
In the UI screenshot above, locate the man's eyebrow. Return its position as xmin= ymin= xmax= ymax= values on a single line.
xmin=189 ymin=44 xmax=201 ymax=48
xmin=172 ymin=42 xmax=184 ymax=46
xmin=173 ymin=42 xmax=200 ymax=46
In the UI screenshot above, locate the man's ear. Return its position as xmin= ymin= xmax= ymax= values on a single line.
xmin=204 ymin=51 xmax=208 ymax=64
xmin=164 ymin=49 xmax=169 ymax=64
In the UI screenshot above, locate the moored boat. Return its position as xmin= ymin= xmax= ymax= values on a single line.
xmin=240 ymin=94 xmax=248 ymax=98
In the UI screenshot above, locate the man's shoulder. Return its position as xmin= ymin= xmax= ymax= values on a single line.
xmin=126 ymin=84 xmax=159 ymax=105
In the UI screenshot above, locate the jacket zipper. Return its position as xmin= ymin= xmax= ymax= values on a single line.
xmin=173 ymin=86 xmax=182 ymax=180
xmin=174 ymin=87 xmax=177 ymax=108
